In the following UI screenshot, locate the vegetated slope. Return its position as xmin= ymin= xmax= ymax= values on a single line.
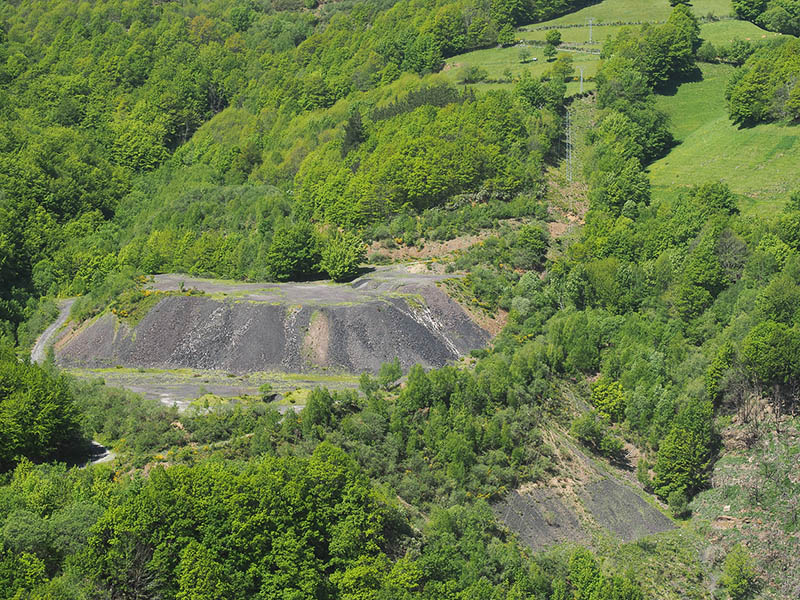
xmin=54 ymin=268 xmax=489 ymax=374
xmin=650 ymin=62 xmax=800 ymax=214
xmin=442 ymin=42 xmax=602 ymax=95
xmin=732 ymin=0 xmax=800 ymax=35
xmin=5 ymin=2 xmax=800 ymax=599
xmin=440 ymin=0 xmax=740 ymax=99
xmin=516 ymin=0 xmax=732 ymax=28
xmin=691 ymin=417 xmax=800 ymax=600
xmin=494 ymin=437 xmax=674 ymax=552
xmin=519 ymin=16 xmax=774 ymax=47
xmin=0 ymin=0 xmax=589 ymax=331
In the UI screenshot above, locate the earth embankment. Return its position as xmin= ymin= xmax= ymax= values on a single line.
xmin=494 ymin=478 xmax=674 ymax=551
xmin=55 ymin=266 xmax=490 ymax=374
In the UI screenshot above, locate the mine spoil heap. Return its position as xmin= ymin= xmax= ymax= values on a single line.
xmin=55 ymin=268 xmax=490 ymax=374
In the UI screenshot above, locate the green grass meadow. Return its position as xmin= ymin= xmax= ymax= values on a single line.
xmin=518 ymin=23 xmax=620 ymax=46
xmin=446 ymin=1 xmax=776 ymax=98
xmin=443 ymin=46 xmax=600 ymax=95
xmin=523 ymin=0 xmax=733 ymax=28
xmin=518 ymin=18 xmax=778 ymax=49
xmin=698 ymin=18 xmax=784 ymax=45
xmin=649 ymin=63 xmax=800 ymax=215
xmin=446 ymin=0 xmax=800 ymax=214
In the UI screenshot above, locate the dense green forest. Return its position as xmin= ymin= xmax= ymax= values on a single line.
xmin=1 ymin=0 xmax=800 ymax=597
xmin=726 ymin=37 xmax=800 ymax=123
xmin=733 ymin=0 xmax=800 ymax=34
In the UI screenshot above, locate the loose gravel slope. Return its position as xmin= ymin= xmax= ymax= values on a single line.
xmin=55 ymin=266 xmax=490 ymax=374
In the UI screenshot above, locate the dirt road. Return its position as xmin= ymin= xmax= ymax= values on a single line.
xmin=31 ymin=298 xmax=75 ymax=364
xmin=31 ymin=302 xmax=117 ymax=466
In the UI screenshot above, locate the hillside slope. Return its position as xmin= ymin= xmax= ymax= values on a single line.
xmin=650 ymin=62 xmax=800 ymax=214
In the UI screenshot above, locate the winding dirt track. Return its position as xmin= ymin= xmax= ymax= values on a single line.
xmin=31 ymin=298 xmax=75 ymax=364
xmin=31 ymin=299 xmax=115 ymax=466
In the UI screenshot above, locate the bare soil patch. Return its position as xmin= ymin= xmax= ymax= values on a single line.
xmin=302 ymin=310 xmax=330 ymax=366
xmin=368 ymin=232 xmax=493 ymax=262
xmin=494 ymin=488 xmax=589 ymax=551
xmin=495 ymin=430 xmax=674 ymax=552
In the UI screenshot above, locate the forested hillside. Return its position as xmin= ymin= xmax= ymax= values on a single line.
xmin=2 ymin=0 xmax=800 ymax=598
xmin=0 ymin=0 xmax=593 ymax=328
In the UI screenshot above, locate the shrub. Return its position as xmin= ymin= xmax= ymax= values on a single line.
xmin=653 ymin=401 xmax=715 ymax=500
xmin=697 ymin=40 xmax=717 ymax=62
xmin=590 ymin=377 xmax=625 ymax=422
xmin=570 ymin=411 xmax=624 ymax=460
xmin=265 ymin=222 xmax=322 ymax=281
xmin=636 ymin=458 xmax=653 ymax=492
xmin=377 ymin=358 xmax=402 ymax=390
xmin=319 ymin=229 xmax=366 ymax=282
xmin=545 ymin=30 xmax=562 ymax=46
xmin=258 ymin=383 xmax=275 ymax=401
xmin=720 ymin=544 xmax=758 ymax=600
xmin=667 ymin=489 xmax=689 ymax=518
xmin=457 ymin=65 xmax=488 ymax=84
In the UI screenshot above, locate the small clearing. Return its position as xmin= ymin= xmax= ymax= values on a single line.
xmin=68 ymin=366 xmax=359 ymax=410
xmin=368 ymin=232 xmax=493 ymax=262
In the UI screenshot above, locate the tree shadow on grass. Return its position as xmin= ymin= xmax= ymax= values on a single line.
xmin=655 ymin=65 xmax=704 ymax=96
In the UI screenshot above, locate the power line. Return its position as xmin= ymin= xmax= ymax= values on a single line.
xmin=565 ymin=108 xmax=573 ymax=183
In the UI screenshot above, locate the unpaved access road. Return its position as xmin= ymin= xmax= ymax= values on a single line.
xmin=31 ymin=301 xmax=116 ymax=466
xmin=31 ymin=298 xmax=75 ymax=363
xmin=84 ymin=441 xmax=115 ymax=467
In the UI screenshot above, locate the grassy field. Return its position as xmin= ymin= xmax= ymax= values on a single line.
xmin=447 ymin=0 xmax=800 ymax=211
xmin=699 ymin=19 xmax=783 ymax=45
xmin=522 ymin=0 xmax=732 ymax=28
xmin=649 ymin=62 xmax=800 ymax=215
xmin=519 ymin=10 xmax=782 ymax=49
xmin=443 ymin=44 xmax=601 ymax=95
xmin=448 ymin=2 xmax=769 ymax=98
xmin=518 ymin=23 xmax=621 ymax=46
xmin=519 ymin=17 xmax=780 ymax=48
